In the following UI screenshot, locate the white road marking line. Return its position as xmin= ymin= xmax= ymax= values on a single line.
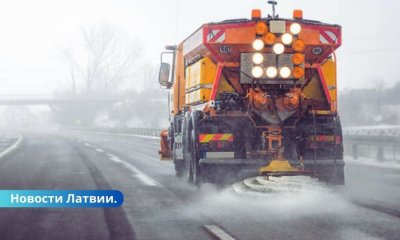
xmin=203 ymin=225 xmax=236 ymax=240
xmin=0 ymin=134 xmax=23 ymax=159
xmin=106 ymin=153 xmax=160 ymax=187
xmin=84 ymin=143 xmax=91 ymax=147
xmin=108 ymin=153 xmax=122 ymax=163
xmin=95 ymin=148 xmax=104 ymax=153
xmin=123 ymin=162 xmax=159 ymax=187
xmin=121 ymin=162 xmax=158 ymax=186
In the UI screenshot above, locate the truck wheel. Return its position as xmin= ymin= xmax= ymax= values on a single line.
xmin=182 ymin=112 xmax=193 ymax=183
xmin=319 ymin=165 xmax=345 ymax=185
xmin=191 ymin=130 xmax=202 ymax=186
xmin=190 ymin=111 xmax=204 ymax=186
xmin=186 ymin=158 xmax=193 ymax=183
xmin=174 ymin=160 xmax=185 ymax=177
xmin=173 ymin=142 xmax=185 ymax=178
xmin=331 ymin=166 xmax=345 ymax=185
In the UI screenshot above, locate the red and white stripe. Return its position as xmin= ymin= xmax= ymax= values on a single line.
xmin=207 ymin=29 xmax=225 ymax=43
xmin=319 ymin=30 xmax=337 ymax=44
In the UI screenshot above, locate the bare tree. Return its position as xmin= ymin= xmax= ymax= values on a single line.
xmin=54 ymin=24 xmax=143 ymax=126
xmin=61 ymin=24 xmax=142 ymax=94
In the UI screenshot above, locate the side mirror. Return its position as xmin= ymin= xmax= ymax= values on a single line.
xmin=158 ymin=63 xmax=171 ymax=88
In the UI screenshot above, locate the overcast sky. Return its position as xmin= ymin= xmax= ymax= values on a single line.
xmin=0 ymin=0 xmax=399 ymax=95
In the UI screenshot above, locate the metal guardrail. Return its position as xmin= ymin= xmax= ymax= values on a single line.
xmin=343 ymin=127 xmax=400 ymax=137
xmin=75 ymin=127 xmax=162 ymax=138
xmin=104 ymin=127 xmax=160 ymax=137
xmin=67 ymin=126 xmax=400 ymax=163
xmin=344 ymin=134 xmax=400 ymax=163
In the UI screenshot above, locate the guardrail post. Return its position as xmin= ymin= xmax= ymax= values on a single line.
xmin=377 ymin=145 xmax=384 ymax=162
xmin=352 ymin=144 xmax=358 ymax=160
xmin=393 ymin=144 xmax=396 ymax=162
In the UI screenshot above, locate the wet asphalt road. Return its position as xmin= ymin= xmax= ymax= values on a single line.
xmin=0 ymin=131 xmax=399 ymax=240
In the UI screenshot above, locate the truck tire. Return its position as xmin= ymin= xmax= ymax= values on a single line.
xmin=330 ymin=166 xmax=345 ymax=185
xmin=301 ymin=114 xmax=345 ymax=185
xmin=173 ymin=142 xmax=185 ymax=178
xmin=317 ymin=165 xmax=345 ymax=185
xmin=174 ymin=160 xmax=185 ymax=178
xmin=183 ymin=112 xmax=193 ymax=183
xmin=190 ymin=129 xmax=202 ymax=186
xmin=190 ymin=111 xmax=203 ymax=186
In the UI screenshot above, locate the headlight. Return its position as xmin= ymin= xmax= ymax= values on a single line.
xmin=266 ymin=66 xmax=278 ymax=78
xmin=290 ymin=23 xmax=301 ymax=35
xmin=279 ymin=67 xmax=291 ymax=78
xmin=252 ymin=66 xmax=264 ymax=78
xmin=252 ymin=39 xmax=264 ymax=51
xmin=272 ymin=43 xmax=285 ymax=55
xmin=252 ymin=53 xmax=264 ymax=65
xmin=281 ymin=33 xmax=293 ymax=45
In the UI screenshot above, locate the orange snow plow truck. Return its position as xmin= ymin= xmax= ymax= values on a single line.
xmin=158 ymin=6 xmax=344 ymax=185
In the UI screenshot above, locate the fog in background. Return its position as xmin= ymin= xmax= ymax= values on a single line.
xmin=0 ymin=0 xmax=399 ymax=129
